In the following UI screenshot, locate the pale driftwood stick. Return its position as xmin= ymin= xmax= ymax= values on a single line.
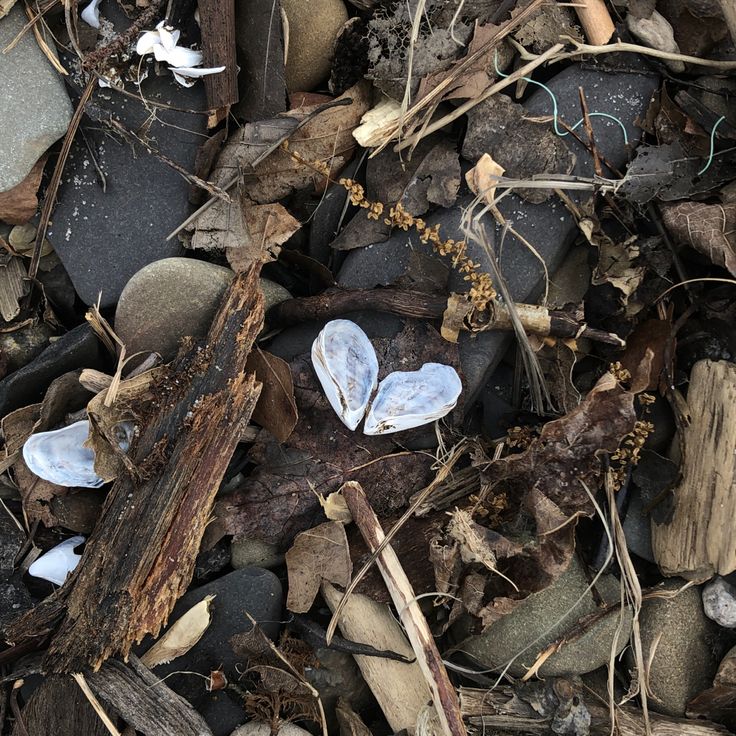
xmin=720 ymin=0 xmax=736 ymax=44
xmin=340 ymin=481 xmax=467 ymax=736
xmin=459 ymin=686 xmax=731 ymax=735
xmin=652 ymin=359 xmax=736 ymax=580
xmin=568 ymin=0 xmax=615 ymax=45
xmin=321 ymin=582 xmax=432 ymax=734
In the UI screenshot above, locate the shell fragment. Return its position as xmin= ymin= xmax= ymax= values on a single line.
xmin=28 ymin=536 xmax=85 ymax=586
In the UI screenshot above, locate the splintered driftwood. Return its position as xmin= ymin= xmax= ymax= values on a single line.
xmin=268 ymin=288 xmax=626 ymax=347
xmin=6 ymin=266 xmax=264 ymax=673
xmin=652 ymin=359 xmax=736 ymax=580
xmin=340 ymin=481 xmax=467 ymax=736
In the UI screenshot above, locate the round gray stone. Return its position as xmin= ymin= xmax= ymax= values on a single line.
xmin=115 ymin=258 xmax=291 ymax=361
xmin=635 ymin=579 xmax=719 ymax=716
xmin=231 ymin=537 xmax=283 ymax=570
xmin=457 ymin=555 xmax=633 ymax=677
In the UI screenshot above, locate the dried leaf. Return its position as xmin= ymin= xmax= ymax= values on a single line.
xmin=441 ymin=292 xmax=473 ymax=344
xmin=465 ymin=153 xmax=505 ymax=207
xmin=140 ymin=595 xmax=215 ymax=667
xmin=285 ymin=521 xmax=351 ymax=613
xmin=0 ymin=156 xmax=46 ymax=225
xmin=226 ymin=203 xmax=301 ymax=274
xmin=661 ymin=201 xmax=736 ymax=276
xmin=192 ymin=82 xmax=370 ymax=252
xmin=620 ymin=319 xmax=671 ymax=392
xmin=245 ymin=349 xmax=298 ymax=443
xmin=320 ymin=491 xmax=352 ymax=523
xmin=336 ymin=698 xmax=373 ymax=736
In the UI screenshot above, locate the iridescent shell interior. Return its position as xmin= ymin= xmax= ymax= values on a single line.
xmin=364 ymin=363 xmax=462 ymax=435
xmin=311 ymin=319 xmax=378 ymax=430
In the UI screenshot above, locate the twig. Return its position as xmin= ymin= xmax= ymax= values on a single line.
xmin=572 ymin=0 xmax=614 ymax=45
xmin=72 ymin=673 xmax=122 ymax=736
xmin=393 ymin=43 xmax=564 ymax=152
xmin=268 ymin=288 xmax=626 ymax=347
xmin=720 ymin=0 xmax=736 ymax=44
xmin=340 ymin=481 xmax=467 ymax=736
xmin=28 ymin=76 xmax=95 ymax=284
xmin=26 ymin=1 xmax=67 ymax=74
xmin=578 ymin=87 xmax=602 ymax=179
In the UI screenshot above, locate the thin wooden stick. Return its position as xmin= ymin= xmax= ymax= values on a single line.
xmin=340 ymin=481 xmax=467 ymax=736
xmin=570 ymin=0 xmax=615 ymax=45
xmin=72 ymin=673 xmax=122 ymax=736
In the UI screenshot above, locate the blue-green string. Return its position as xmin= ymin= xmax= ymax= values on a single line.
xmin=697 ymin=115 xmax=726 ymax=175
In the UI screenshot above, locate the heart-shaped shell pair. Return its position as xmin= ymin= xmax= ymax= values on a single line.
xmin=311 ymin=320 xmax=462 ymax=435
xmin=23 ymin=419 xmax=132 ymax=488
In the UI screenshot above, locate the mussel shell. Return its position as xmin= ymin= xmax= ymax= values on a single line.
xmin=28 ymin=535 xmax=84 ymax=586
xmin=311 ymin=319 xmax=379 ymax=431
xmin=364 ymin=363 xmax=462 ymax=435
xmin=23 ymin=420 xmax=104 ymax=488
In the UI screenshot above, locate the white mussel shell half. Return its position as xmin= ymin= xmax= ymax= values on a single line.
xmin=312 ymin=319 xmax=379 ymax=431
xmin=364 ymin=363 xmax=462 ymax=435
xmin=28 ymin=535 xmax=85 ymax=586
xmin=23 ymin=420 xmax=104 ymax=488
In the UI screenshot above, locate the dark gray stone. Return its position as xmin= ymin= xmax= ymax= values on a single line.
xmin=622 ymin=487 xmax=655 ymax=563
xmin=456 ymin=555 xmax=633 ymax=677
xmin=144 ymin=567 xmax=283 ymax=736
xmin=635 ymin=580 xmax=719 ymax=716
xmin=47 ymin=5 xmax=207 ymax=307
xmin=338 ymin=64 xmax=660 ymax=404
xmin=0 ymin=322 xmax=55 ymax=374
xmin=0 ymin=6 xmax=72 ymax=191
xmin=0 ymin=578 xmax=33 ymax=629
xmin=0 ymin=324 xmax=104 ymax=417
xmin=0 ymin=514 xmax=24 ymax=577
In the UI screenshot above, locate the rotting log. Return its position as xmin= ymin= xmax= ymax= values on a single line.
xmin=5 ymin=266 xmax=264 ymax=673
xmin=652 ymin=359 xmax=736 ymax=580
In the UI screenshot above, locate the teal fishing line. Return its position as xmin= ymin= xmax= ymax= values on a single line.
xmin=494 ymin=52 xmax=629 ymax=146
xmin=697 ymin=115 xmax=726 ymax=175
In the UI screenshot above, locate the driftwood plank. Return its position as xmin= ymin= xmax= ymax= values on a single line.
xmin=652 ymin=359 xmax=736 ymax=580
xmin=85 ymin=654 xmax=212 ymax=736
xmin=6 ymin=266 xmax=264 ymax=673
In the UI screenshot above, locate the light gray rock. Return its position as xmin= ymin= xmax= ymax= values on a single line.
xmin=626 ymin=11 xmax=685 ymax=72
xmin=115 ymin=258 xmax=291 ymax=360
xmin=457 ymin=555 xmax=633 ymax=677
xmin=702 ymin=577 xmax=736 ymax=628
xmin=281 ymin=0 xmax=348 ymax=92
xmin=0 ymin=5 xmax=72 ymax=191
xmin=231 ymin=537 xmax=283 ymax=570
xmin=231 ymin=723 xmax=310 ymax=736
xmin=636 ymin=580 xmax=719 ymax=716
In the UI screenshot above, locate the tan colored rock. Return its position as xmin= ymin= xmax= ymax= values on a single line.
xmin=282 ymin=0 xmax=348 ymax=92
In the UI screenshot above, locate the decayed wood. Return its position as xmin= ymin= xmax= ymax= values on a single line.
xmin=340 ymin=481 xmax=467 ymax=736
xmin=459 ymin=686 xmax=731 ymax=735
xmin=652 ymin=359 xmax=736 ymax=580
xmin=268 ymin=288 xmax=625 ymax=347
xmin=320 ymin=582 xmax=433 ymax=734
xmin=5 ymin=266 xmax=264 ymax=672
xmin=85 ymin=655 xmax=212 ymax=736
xmin=197 ymin=0 xmax=238 ymax=126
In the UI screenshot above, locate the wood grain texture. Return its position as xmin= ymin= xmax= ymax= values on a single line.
xmin=198 ymin=0 xmax=238 ymax=123
xmin=652 ymin=359 xmax=736 ymax=580
xmin=5 ymin=267 xmax=264 ymax=672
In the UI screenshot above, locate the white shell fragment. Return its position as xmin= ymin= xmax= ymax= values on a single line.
xmin=364 ymin=363 xmax=462 ymax=435
xmin=28 ymin=536 xmax=85 ymax=586
xmin=23 ymin=420 xmax=104 ymax=488
xmin=312 ymin=320 xmax=378 ymax=431
xmin=80 ymin=0 xmax=102 ymax=28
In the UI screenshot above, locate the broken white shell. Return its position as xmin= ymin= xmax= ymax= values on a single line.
xmin=312 ymin=320 xmax=378 ymax=431
xmin=28 ymin=536 xmax=84 ymax=586
xmin=23 ymin=420 xmax=104 ymax=488
xmin=364 ymin=363 xmax=462 ymax=435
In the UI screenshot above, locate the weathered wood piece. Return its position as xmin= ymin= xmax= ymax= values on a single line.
xmin=460 ymin=685 xmax=731 ymax=735
xmin=341 ymin=481 xmax=467 ymax=736
xmin=85 ymin=654 xmax=212 ymax=736
xmin=5 ymin=266 xmax=264 ymax=672
xmin=197 ymin=0 xmax=238 ymax=125
xmin=652 ymin=359 xmax=736 ymax=580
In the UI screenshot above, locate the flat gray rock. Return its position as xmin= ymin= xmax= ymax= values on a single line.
xmin=338 ymin=63 xmax=660 ymax=404
xmin=457 ymin=555 xmax=633 ymax=678
xmin=0 ymin=6 xmax=72 ymax=191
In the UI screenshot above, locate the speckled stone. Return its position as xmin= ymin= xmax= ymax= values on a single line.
xmin=0 ymin=5 xmax=72 ymax=191
xmin=282 ymin=0 xmax=348 ymax=92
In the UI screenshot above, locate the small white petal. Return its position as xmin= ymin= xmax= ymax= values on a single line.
xmin=80 ymin=0 xmax=101 ymax=28
xmin=136 ymin=29 xmax=162 ymax=55
xmin=170 ymin=65 xmax=225 ymax=77
xmin=164 ymin=46 xmax=204 ymax=67
xmin=158 ymin=24 xmax=180 ymax=51
xmin=172 ymin=71 xmax=197 ymax=87
xmin=29 ymin=536 xmax=85 ymax=587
